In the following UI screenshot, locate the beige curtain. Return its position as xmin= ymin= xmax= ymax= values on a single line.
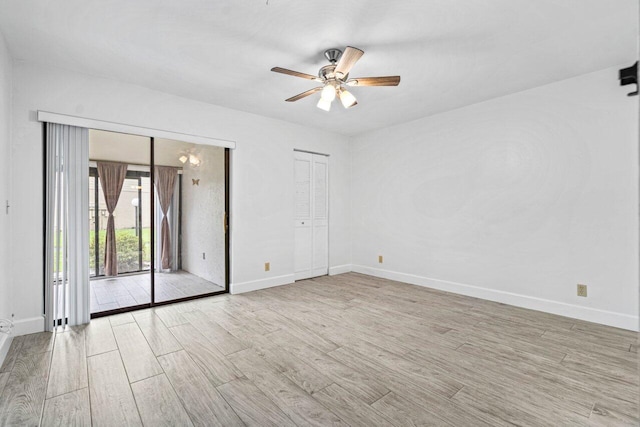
xmin=97 ymin=161 xmax=128 ymax=276
xmin=155 ymin=166 xmax=178 ymax=270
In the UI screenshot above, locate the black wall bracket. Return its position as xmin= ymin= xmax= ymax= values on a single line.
xmin=619 ymin=61 xmax=638 ymax=96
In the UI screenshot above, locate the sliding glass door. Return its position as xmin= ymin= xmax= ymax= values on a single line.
xmin=154 ymin=140 xmax=227 ymax=303
xmin=88 ymin=130 xmax=229 ymax=317
xmin=89 ymin=132 xmax=152 ymax=314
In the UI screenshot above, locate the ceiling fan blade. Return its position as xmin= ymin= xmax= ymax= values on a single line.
xmin=346 ymin=76 xmax=401 ymax=87
xmin=285 ymin=87 xmax=323 ymax=102
xmin=271 ymin=67 xmax=320 ymax=81
xmin=335 ymin=46 xmax=364 ymax=76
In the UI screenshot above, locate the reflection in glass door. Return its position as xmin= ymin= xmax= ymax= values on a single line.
xmin=153 ymin=140 xmax=227 ymax=303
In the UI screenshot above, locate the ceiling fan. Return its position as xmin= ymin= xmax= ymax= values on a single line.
xmin=271 ymin=46 xmax=400 ymax=111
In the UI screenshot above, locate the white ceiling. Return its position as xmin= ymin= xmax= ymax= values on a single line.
xmin=0 ymin=0 xmax=637 ymax=136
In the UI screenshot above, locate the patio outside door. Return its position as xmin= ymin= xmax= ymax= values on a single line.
xmin=89 ymin=133 xmax=152 ymax=314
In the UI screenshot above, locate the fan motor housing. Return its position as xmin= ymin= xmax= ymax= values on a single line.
xmin=318 ymin=64 xmax=335 ymax=80
xmin=318 ymin=64 xmax=348 ymax=82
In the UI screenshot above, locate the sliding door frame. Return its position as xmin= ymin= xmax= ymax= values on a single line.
xmin=84 ymin=138 xmax=231 ymax=319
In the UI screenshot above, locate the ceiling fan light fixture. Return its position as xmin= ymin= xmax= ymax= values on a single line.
xmin=338 ymin=88 xmax=357 ymax=108
xmin=271 ymin=46 xmax=400 ymax=109
xmin=320 ymin=84 xmax=336 ymax=101
xmin=189 ymin=154 xmax=201 ymax=166
xmin=317 ymin=97 xmax=332 ymax=111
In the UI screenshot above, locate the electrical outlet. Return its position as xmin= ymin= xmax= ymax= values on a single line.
xmin=378 ymin=255 xmax=383 ymax=263
xmin=265 ymin=262 xmax=270 ymax=272
xmin=577 ymin=284 xmax=587 ymax=297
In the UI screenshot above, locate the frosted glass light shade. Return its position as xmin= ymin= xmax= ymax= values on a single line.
xmin=317 ymin=98 xmax=332 ymax=111
xmin=339 ymin=89 xmax=357 ymax=108
xmin=321 ymin=84 xmax=336 ymax=101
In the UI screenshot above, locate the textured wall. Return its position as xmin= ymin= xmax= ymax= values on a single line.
xmin=181 ymin=145 xmax=225 ymax=286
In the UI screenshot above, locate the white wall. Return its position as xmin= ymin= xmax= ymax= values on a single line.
xmin=351 ymin=66 xmax=639 ymax=330
xmin=8 ymin=59 xmax=637 ymax=334
xmin=181 ymin=144 xmax=225 ymax=286
xmin=0 ymin=32 xmax=13 ymax=355
xmin=10 ymin=61 xmax=351 ymax=334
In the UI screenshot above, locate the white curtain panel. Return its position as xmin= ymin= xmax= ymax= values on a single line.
xmin=44 ymin=123 xmax=90 ymax=330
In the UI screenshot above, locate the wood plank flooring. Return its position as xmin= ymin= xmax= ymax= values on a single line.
xmin=0 ymin=272 xmax=637 ymax=426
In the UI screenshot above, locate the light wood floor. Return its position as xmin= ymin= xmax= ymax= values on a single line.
xmin=0 ymin=272 xmax=637 ymax=426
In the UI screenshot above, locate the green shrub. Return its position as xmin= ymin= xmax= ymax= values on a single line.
xmin=90 ymin=229 xmax=146 ymax=274
xmin=116 ymin=233 xmax=143 ymax=272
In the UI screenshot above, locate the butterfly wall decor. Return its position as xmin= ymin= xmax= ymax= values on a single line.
xmin=192 ymin=179 xmax=200 ymax=186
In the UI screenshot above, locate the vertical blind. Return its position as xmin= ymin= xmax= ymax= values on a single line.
xmin=44 ymin=123 xmax=90 ymax=330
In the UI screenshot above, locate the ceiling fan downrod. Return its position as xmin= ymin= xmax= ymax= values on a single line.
xmin=323 ymin=48 xmax=342 ymax=64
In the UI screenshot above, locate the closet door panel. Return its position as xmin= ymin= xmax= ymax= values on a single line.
xmin=312 ymin=155 xmax=328 ymax=274
xmin=294 ymin=151 xmax=328 ymax=281
xmin=294 ymin=152 xmax=314 ymax=280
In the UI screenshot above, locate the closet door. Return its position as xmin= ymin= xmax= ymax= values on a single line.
xmin=311 ymin=154 xmax=329 ymax=277
xmin=294 ymin=151 xmax=329 ymax=281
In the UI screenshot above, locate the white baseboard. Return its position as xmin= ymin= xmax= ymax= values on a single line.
xmin=231 ymin=274 xmax=295 ymax=294
xmin=329 ymin=264 xmax=352 ymax=276
xmin=0 ymin=334 xmax=12 ymax=368
xmin=0 ymin=317 xmax=46 ymax=367
xmin=352 ymin=265 xmax=639 ymax=331
xmin=13 ymin=316 xmax=45 ymax=336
